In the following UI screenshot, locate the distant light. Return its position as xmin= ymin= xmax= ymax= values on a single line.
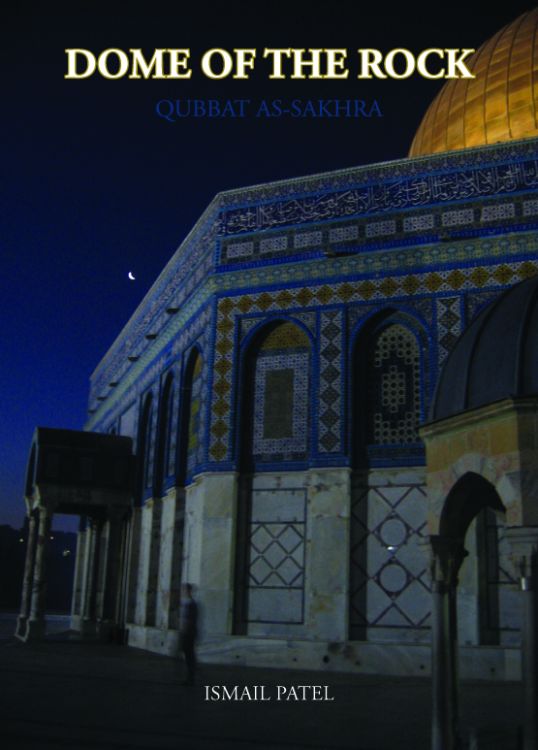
xmin=387 ymin=545 xmax=397 ymax=551
xmin=50 ymin=535 xmax=54 ymax=540
xmin=62 ymin=549 xmax=71 ymax=557
xmin=19 ymin=538 xmax=24 ymax=543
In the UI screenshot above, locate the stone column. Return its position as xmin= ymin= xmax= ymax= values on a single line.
xmin=98 ymin=508 xmax=125 ymax=640
xmin=26 ymin=506 xmax=53 ymax=640
xmin=429 ymin=536 xmax=467 ymax=750
xmin=70 ymin=518 xmax=87 ymax=623
xmin=506 ymin=527 xmax=538 ymax=750
xmin=82 ymin=518 xmax=102 ymax=631
xmin=15 ymin=512 xmax=39 ymax=639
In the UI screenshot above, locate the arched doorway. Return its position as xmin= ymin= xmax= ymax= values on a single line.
xmin=430 ymin=472 xmax=510 ymax=749
xmin=438 ymin=473 xmax=518 ymax=648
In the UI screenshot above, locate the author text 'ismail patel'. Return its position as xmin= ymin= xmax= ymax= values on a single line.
xmin=204 ymin=685 xmax=335 ymax=702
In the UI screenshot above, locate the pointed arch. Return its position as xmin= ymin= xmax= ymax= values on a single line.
xmin=154 ymin=370 xmax=175 ymax=495
xmin=136 ymin=392 xmax=154 ymax=504
xmin=439 ymin=472 xmax=516 ymax=645
xmin=439 ymin=472 xmax=505 ymax=540
xmin=177 ymin=346 xmax=204 ymax=485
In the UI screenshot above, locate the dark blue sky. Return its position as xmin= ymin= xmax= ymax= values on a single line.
xmin=1 ymin=2 xmax=533 ymax=530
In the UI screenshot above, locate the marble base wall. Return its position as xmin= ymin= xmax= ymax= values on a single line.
xmin=115 ymin=468 xmax=523 ymax=680
xmin=124 ymin=626 xmax=521 ymax=681
xmin=199 ymin=638 xmax=521 ymax=681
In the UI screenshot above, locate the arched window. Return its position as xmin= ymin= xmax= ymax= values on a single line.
xmin=178 ymin=348 xmax=204 ymax=484
xmin=136 ymin=392 xmax=153 ymax=501
xmin=154 ymin=372 xmax=175 ymax=495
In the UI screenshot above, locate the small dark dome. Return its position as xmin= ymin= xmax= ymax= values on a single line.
xmin=430 ymin=274 xmax=538 ymax=421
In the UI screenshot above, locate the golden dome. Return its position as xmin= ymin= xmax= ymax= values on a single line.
xmin=409 ymin=9 xmax=538 ymax=157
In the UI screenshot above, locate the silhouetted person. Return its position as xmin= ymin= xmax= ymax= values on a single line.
xmin=180 ymin=583 xmax=198 ymax=685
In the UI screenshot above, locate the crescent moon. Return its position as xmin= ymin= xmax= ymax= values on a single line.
xmin=128 ymin=271 xmax=136 ymax=281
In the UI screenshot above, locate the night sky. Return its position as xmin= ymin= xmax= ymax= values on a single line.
xmin=1 ymin=2 xmax=534 ymax=530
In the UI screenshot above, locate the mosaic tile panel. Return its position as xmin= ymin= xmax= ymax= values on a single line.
xmin=523 ymin=199 xmax=538 ymax=216
xmin=209 ymin=258 xmax=538 ymax=462
xmin=294 ymin=230 xmax=322 ymax=248
xmin=259 ymin=322 xmax=309 ymax=351
xmin=481 ymin=203 xmax=515 ymax=222
xmin=90 ymin=139 xmax=538 ymax=422
xmin=436 ymin=296 xmax=463 ymax=366
xmin=221 ymin=157 xmax=538 ymax=235
xmin=227 ymin=241 xmax=254 ymax=259
xmin=318 ymin=310 xmax=344 ymax=453
xmin=239 ymin=317 xmax=260 ymax=342
xmin=260 ymin=236 xmax=288 ymax=254
xmin=350 ymin=482 xmax=429 ymax=636
xmin=329 ymin=225 xmax=359 ymax=243
xmin=466 ymin=289 xmax=503 ymax=322
xmin=367 ymin=325 xmax=421 ymax=445
xmin=403 ymin=214 xmax=435 ymax=232
xmin=347 ymin=304 xmax=379 ymax=335
xmin=365 ymin=219 xmax=397 ymax=238
xmin=407 ymin=297 xmax=434 ymax=327
xmin=442 ymin=208 xmax=475 ymax=227
xmin=217 ymin=197 xmax=537 ymax=271
xmin=252 ymin=326 xmax=310 ymax=462
xmin=187 ymin=352 xmax=205 ymax=477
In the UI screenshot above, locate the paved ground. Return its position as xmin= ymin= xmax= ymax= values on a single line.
xmin=0 ymin=620 xmax=524 ymax=750
xmin=0 ymin=612 xmax=70 ymax=639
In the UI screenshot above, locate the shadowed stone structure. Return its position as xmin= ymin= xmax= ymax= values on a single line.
xmin=16 ymin=428 xmax=133 ymax=642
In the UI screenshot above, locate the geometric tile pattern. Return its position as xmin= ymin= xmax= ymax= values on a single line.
xmin=350 ymin=482 xmax=430 ymax=636
xmin=89 ymin=139 xmax=538 ymax=422
xmin=248 ymin=321 xmax=311 ymax=463
xmin=318 ymin=310 xmax=343 ymax=453
xmin=252 ymin=351 xmax=309 ymax=460
xmin=368 ymin=324 xmax=420 ymax=445
xmin=209 ymin=258 xmax=538 ymax=462
xmin=436 ymin=296 xmax=463 ymax=366
xmin=259 ymin=322 xmax=309 ymax=350
xmin=466 ymin=289 xmax=503 ymax=323
xmin=187 ymin=352 xmax=204 ymax=478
